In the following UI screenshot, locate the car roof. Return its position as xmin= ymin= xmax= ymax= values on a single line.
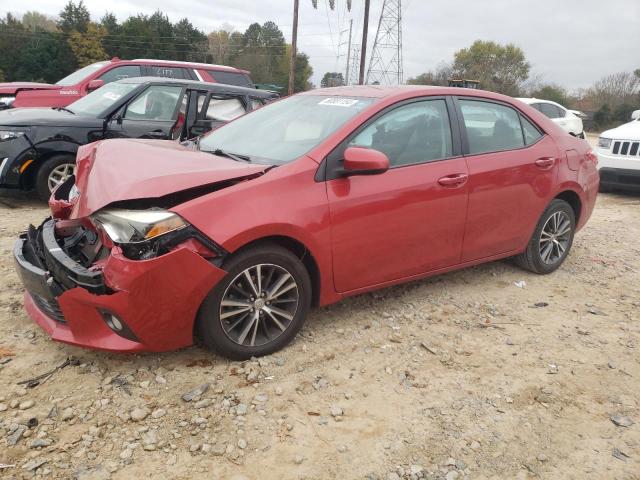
xmin=115 ymin=77 xmax=277 ymax=98
xmin=105 ymin=58 xmax=250 ymax=75
xmin=302 ymin=84 xmax=521 ymax=104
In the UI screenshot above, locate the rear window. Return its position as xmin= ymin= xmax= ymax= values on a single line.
xmin=209 ymin=70 xmax=253 ymax=88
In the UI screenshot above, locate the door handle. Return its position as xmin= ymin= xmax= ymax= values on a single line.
xmin=146 ymin=130 xmax=166 ymax=138
xmin=437 ymin=173 xmax=468 ymax=187
xmin=535 ymin=157 xmax=556 ymax=169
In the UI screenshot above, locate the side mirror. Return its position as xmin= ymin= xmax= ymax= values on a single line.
xmin=631 ymin=110 xmax=640 ymax=121
xmin=87 ymin=79 xmax=104 ymax=92
xmin=342 ymin=146 xmax=390 ymax=176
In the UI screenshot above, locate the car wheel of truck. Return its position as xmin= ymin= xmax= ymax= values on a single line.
xmin=35 ymin=155 xmax=75 ymax=201
xmin=197 ymin=243 xmax=312 ymax=360
xmin=514 ymin=199 xmax=575 ymax=275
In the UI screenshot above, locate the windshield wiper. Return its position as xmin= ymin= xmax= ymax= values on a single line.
xmin=210 ymin=148 xmax=251 ymax=163
xmin=53 ymin=106 xmax=75 ymax=115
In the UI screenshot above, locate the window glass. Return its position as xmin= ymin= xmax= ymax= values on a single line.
xmin=68 ymin=82 xmax=139 ymax=116
xmin=460 ymin=100 xmax=525 ymax=154
xmin=206 ymin=97 xmax=246 ymax=121
xmin=99 ymin=65 xmax=142 ymax=84
xmin=349 ymin=100 xmax=452 ymax=166
xmin=56 ymin=61 xmax=109 ymax=86
xmin=530 ymin=103 xmax=544 ymax=113
xmin=250 ymin=98 xmax=264 ymax=110
xmin=125 ymin=85 xmax=183 ymax=121
xmin=539 ymin=103 xmax=563 ymax=119
xmin=520 ymin=115 xmax=543 ymax=145
xmin=149 ymin=66 xmax=192 ymax=79
xmin=209 ymin=70 xmax=253 ymax=87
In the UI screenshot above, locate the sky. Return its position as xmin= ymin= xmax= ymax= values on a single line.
xmin=3 ymin=0 xmax=639 ymax=90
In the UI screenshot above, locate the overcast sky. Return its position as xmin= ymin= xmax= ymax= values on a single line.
xmin=3 ymin=0 xmax=639 ymax=89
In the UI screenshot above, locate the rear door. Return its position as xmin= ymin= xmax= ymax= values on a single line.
xmin=326 ymin=97 xmax=469 ymax=292
xmin=455 ymin=97 xmax=559 ymax=261
xmin=106 ymin=84 xmax=185 ymax=140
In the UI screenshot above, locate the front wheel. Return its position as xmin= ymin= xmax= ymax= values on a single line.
xmin=35 ymin=155 xmax=75 ymax=201
xmin=197 ymin=243 xmax=311 ymax=360
xmin=514 ymin=199 xmax=576 ymax=274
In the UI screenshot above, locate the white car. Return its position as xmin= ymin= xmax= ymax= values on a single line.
xmin=516 ymin=98 xmax=585 ymax=138
xmin=596 ymin=110 xmax=640 ymax=192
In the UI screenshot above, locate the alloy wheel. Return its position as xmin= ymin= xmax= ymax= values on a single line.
xmin=47 ymin=163 xmax=74 ymax=192
xmin=539 ymin=211 xmax=572 ymax=265
xmin=219 ymin=264 xmax=299 ymax=347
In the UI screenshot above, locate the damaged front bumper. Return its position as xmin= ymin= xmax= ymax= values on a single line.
xmin=14 ymin=218 xmax=227 ymax=352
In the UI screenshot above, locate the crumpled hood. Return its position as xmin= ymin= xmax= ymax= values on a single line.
xmin=67 ymin=139 xmax=270 ymax=218
xmin=602 ymin=120 xmax=640 ymax=140
xmin=0 ymin=82 xmax=61 ymax=95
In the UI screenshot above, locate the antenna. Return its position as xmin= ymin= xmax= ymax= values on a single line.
xmin=366 ymin=0 xmax=403 ymax=85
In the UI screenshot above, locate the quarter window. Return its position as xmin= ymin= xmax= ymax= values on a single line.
xmin=125 ymin=85 xmax=183 ymax=121
xmin=520 ymin=116 xmax=543 ymax=145
xmin=459 ymin=100 xmax=525 ymax=154
xmin=349 ymin=100 xmax=453 ymax=167
xmin=99 ymin=65 xmax=141 ymax=84
xmin=209 ymin=70 xmax=253 ymax=87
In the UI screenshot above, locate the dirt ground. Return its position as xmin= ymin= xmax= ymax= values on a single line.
xmin=0 ymin=138 xmax=639 ymax=479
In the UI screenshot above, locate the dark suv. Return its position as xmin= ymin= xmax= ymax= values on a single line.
xmin=0 ymin=77 xmax=277 ymax=199
xmin=0 ymin=58 xmax=255 ymax=110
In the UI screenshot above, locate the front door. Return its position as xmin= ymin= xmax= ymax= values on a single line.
xmin=326 ymin=98 xmax=469 ymax=293
xmin=106 ymin=84 xmax=185 ymax=140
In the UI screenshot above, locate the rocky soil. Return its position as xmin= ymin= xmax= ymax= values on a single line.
xmin=0 ymin=160 xmax=639 ymax=478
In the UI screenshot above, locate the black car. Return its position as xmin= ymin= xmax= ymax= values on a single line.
xmin=0 ymin=77 xmax=277 ymax=200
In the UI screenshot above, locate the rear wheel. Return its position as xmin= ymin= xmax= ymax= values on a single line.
xmin=35 ymin=155 xmax=75 ymax=201
xmin=197 ymin=243 xmax=311 ymax=360
xmin=514 ymin=199 xmax=576 ymax=274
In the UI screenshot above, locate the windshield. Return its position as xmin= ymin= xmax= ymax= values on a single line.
xmin=198 ymin=95 xmax=376 ymax=164
xmin=68 ymin=82 xmax=139 ymax=116
xmin=56 ymin=62 xmax=109 ymax=86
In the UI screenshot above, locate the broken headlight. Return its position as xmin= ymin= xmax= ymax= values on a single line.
xmin=91 ymin=208 xmax=188 ymax=245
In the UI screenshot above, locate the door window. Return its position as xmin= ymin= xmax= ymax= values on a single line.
xmin=539 ymin=103 xmax=564 ymax=119
xmin=349 ymin=100 xmax=453 ymax=166
xmin=124 ymin=85 xmax=183 ymax=121
xmin=99 ymin=65 xmax=142 ymax=84
xmin=148 ymin=66 xmax=192 ymax=80
xmin=459 ymin=100 xmax=525 ymax=154
xmin=205 ymin=97 xmax=246 ymax=122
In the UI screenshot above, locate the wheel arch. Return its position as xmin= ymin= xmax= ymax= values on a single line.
xmin=554 ymin=189 xmax=582 ymax=224
xmin=22 ymin=144 xmax=78 ymax=190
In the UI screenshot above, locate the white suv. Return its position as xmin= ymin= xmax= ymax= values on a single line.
xmin=596 ymin=110 xmax=640 ymax=192
xmin=516 ymin=98 xmax=585 ymax=138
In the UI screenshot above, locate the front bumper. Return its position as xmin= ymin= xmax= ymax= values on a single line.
xmin=14 ymin=219 xmax=227 ymax=352
xmin=0 ymin=134 xmax=36 ymax=188
xmin=598 ymin=167 xmax=640 ymax=191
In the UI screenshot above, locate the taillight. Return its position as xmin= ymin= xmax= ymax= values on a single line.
xmin=585 ymin=150 xmax=598 ymax=166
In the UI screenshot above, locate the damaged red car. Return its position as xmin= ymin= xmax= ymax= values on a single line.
xmin=14 ymin=86 xmax=599 ymax=359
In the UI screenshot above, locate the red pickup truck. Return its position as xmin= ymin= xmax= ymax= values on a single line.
xmin=0 ymin=58 xmax=254 ymax=109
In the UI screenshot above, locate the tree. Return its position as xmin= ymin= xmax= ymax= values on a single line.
xmin=68 ymin=23 xmax=107 ymax=67
xmin=452 ymin=40 xmax=530 ymax=95
xmin=321 ymin=72 xmax=344 ymax=87
xmin=529 ymin=84 xmax=570 ymax=106
xmin=407 ymin=62 xmax=452 ymax=86
xmin=208 ymin=25 xmax=235 ymax=65
xmin=22 ymin=11 xmax=57 ymax=32
xmin=58 ymin=0 xmax=90 ymax=33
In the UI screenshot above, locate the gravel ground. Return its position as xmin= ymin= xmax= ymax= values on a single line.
xmin=0 ymin=140 xmax=639 ymax=479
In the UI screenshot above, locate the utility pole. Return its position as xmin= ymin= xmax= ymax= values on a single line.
xmin=358 ymin=0 xmax=370 ymax=85
xmin=345 ymin=19 xmax=353 ymax=85
xmin=288 ymin=0 xmax=300 ymax=96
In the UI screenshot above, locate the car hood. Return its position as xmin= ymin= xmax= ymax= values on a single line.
xmin=602 ymin=120 xmax=640 ymax=140
xmin=0 ymin=82 xmax=61 ymax=95
xmin=65 ymin=139 xmax=270 ymax=218
xmin=0 ymin=107 xmax=98 ymax=128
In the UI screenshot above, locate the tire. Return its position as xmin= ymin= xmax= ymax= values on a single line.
xmin=514 ymin=199 xmax=576 ymax=275
xmin=197 ymin=243 xmax=312 ymax=360
xmin=35 ymin=155 xmax=75 ymax=201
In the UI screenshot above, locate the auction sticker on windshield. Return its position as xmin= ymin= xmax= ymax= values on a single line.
xmin=318 ymin=97 xmax=360 ymax=107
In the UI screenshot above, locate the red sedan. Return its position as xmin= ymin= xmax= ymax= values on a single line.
xmin=14 ymin=86 xmax=599 ymax=359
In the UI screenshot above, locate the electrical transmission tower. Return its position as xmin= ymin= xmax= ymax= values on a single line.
xmin=366 ymin=0 xmax=403 ymax=85
xmin=347 ymin=44 xmax=360 ymax=85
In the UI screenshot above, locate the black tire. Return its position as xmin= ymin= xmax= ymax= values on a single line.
xmin=514 ymin=199 xmax=576 ymax=274
xmin=197 ymin=243 xmax=312 ymax=360
xmin=35 ymin=155 xmax=75 ymax=201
